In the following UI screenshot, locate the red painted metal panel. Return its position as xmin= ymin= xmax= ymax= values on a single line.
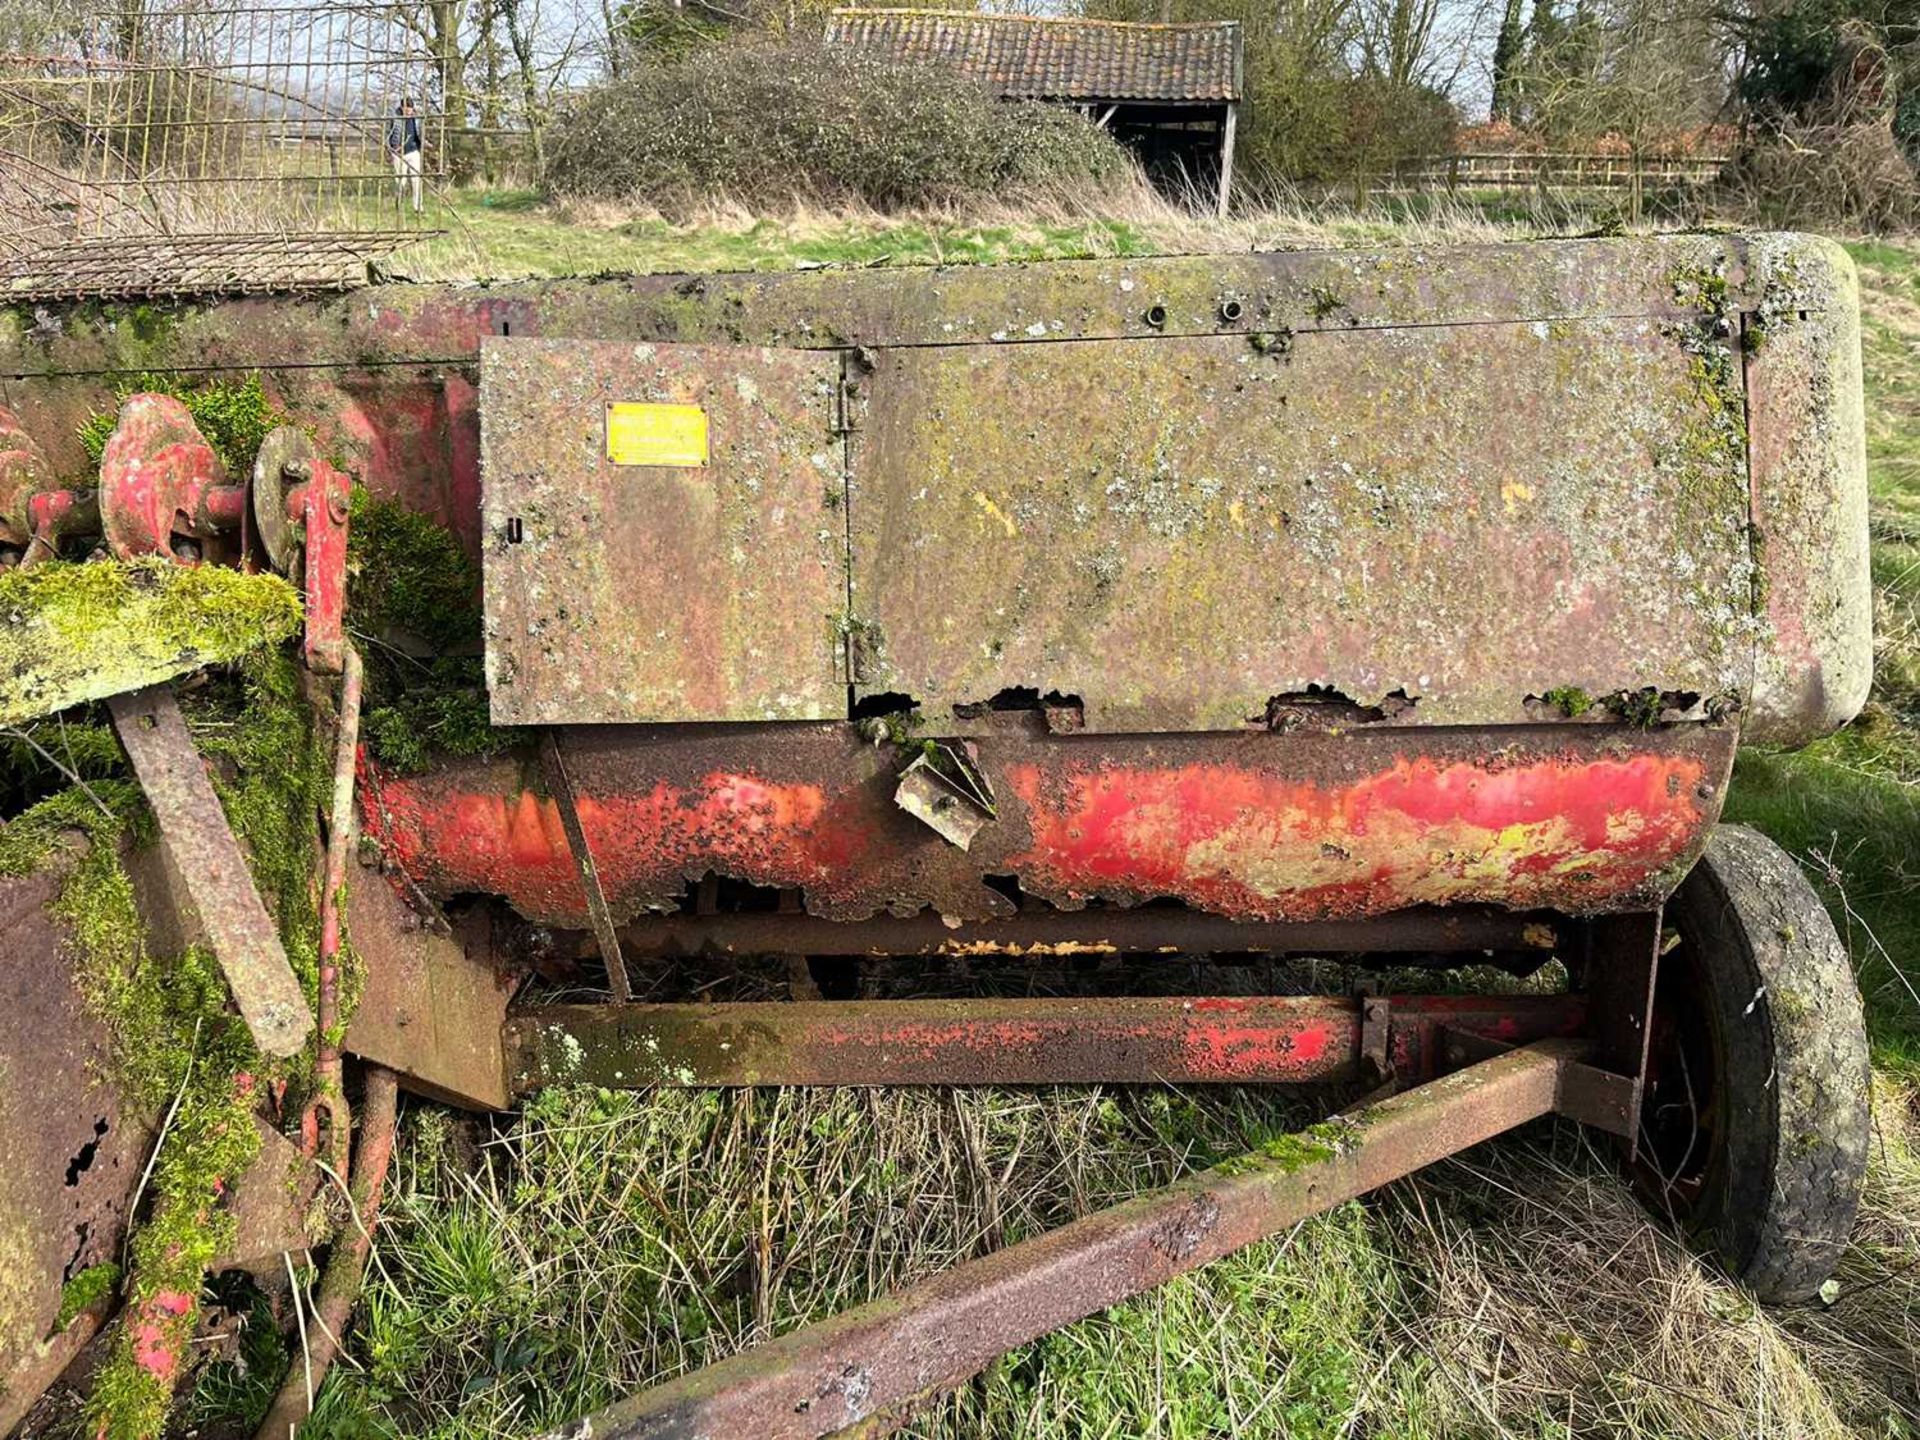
xmin=360 ymin=720 xmax=1733 ymax=929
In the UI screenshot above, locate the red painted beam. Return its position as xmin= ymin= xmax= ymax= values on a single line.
xmin=501 ymin=993 xmax=1587 ymax=1094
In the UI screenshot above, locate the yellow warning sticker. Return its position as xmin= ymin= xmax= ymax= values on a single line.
xmin=606 ymin=402 xmax=709 ymax=467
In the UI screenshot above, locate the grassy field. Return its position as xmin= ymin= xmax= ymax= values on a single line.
xmin=281 ymin=210 xmax=1920 ymax=1440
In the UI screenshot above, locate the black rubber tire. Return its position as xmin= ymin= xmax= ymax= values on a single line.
xmin=1638 ymin=824 xmax=1871 ymax=1302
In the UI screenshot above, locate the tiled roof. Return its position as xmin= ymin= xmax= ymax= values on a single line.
xmin=824 ymin=9 xmax=1241 ymax=103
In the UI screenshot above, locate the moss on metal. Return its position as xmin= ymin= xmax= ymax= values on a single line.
xmin=0 ymin=646 xmax=341 ymax=1439
xmin=56 ymin=1261 xmax=122 ymax=1330
xmin=0 ymin=559 xmax=301 ymax=726
xmin=348 ymin=489 xmax=521 ymax=772
xmin=77 ymin=370 xmax=286 ymax=479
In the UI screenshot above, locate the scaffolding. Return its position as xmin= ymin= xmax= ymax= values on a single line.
xmin=0 ymin=0 xmax=447 ymax=299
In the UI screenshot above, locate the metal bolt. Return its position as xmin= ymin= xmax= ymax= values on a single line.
xmin=1143 ymin=304 xmax=1168 ymax=329
xmin=328 ymin=491 xmax=350 ymax=524
xmin=283 ymin=459 xmax=312 ymax=483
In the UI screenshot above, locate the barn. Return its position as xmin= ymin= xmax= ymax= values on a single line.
xmin=824 ymin=8 xmax=1243 ymax=214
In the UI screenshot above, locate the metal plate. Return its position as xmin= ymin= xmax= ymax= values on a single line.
xmin=848 ymin=319 xmax=1754 ymax=730
xmin=481 ymin=339 xmax=847 ymax=725
xmin=0 ymin=859 xmax=150 ymax=1416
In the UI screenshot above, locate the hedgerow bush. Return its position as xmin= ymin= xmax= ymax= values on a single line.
xmin=541 ymin=41 xmax=1138 ymax=210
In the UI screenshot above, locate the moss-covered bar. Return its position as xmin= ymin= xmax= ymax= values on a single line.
xmin=0 ymin=558 xmax=300 ymax=726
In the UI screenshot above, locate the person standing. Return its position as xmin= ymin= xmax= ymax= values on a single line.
xmin=387 ymin=97 xmax=423 ymax=213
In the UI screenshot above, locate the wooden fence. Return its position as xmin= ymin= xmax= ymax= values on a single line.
xmin=1388 ymin=151 xmax=1729 ymax=193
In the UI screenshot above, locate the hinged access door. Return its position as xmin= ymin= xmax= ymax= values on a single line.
xmin=846 ymin=319 xmax=1754 ymax=731
xmin=482 ymin=338 xmax=849 ymax=725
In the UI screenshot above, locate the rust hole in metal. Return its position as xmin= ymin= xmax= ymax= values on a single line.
xmin=64 ymin=1117 xmax=109 ymax=1186
xmin=952 ymin=687 xmax=1083 ymax=721
xmin=1260 ymin=685 xmax=1415 ymax=733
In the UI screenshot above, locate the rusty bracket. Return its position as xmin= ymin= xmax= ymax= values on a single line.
xmin=1582 ymin=909 xmax=1663 ymax=1159
xmin=545 ymin=1040 xmax=1587 ymax=1440
xmin=107 ymin=684 xmax=313 ymax=1058
xmin=539 ymin=730 xmax=631 ymax=1002
xmin=1360 ymin=994 xmax=1392 ymax=1083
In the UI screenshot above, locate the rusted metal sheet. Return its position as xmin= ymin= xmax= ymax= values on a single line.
xmin=546 ymin=1040 xmax=1582 ymax=1440
xmin=480 ymin=339 xmax=847 ymax=724
xmin=0 ymin=235 xmax=1782 ymax=387
xmin=602 ymin=906 xmax=1560 ymax=957
xmin=0 ymin=857 xmax=152 ymax=1424
xmin=848 ymin=318 xmax=1752 ymax=731
xmin=1741 ymin=234 xmax=1874 ymax=744
xmin=502 ymin=992 xmax=1587 ymax=1093
xmin=0 ymin=236 xmax=1868 ymax=750
xmin=362 ymin=720 xmax=1735 ymax=927
xmin=342 ymin=873 xmax=512 ymax=1111
xmin=107 ymin=684 xmax=314 ymax=1058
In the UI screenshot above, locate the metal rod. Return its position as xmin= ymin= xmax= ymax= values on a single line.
xmin=551 ymin=1041 xmax=1584 ymax=1440
xmin=303 ymin=645 xmax=363 ymax=1172
xmin=614 ymin=907 xmax=1563 ymax=959
xmin=540 ymin=731 xmax=631 ymax=1002
xmin=504 ymin=993 xmax=1588 ymax=1094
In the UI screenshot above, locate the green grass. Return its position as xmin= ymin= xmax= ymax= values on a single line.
xmin=375 ymin=189 xmax=1161 ymax=281
xmin=256 ymin=229 xmax=1920 ymax=1440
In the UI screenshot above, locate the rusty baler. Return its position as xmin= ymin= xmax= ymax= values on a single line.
xmin=0 ymin=230 xmax=1874 ymax=1439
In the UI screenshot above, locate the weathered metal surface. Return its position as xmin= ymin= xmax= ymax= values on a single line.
xmin=547 ymin=1040 xmax=1581 ymax=1440
xmin=342 ymin=875 xmax=513 ymax=1111
xmin=503 ymin=992 xmax=1587 ymax=1093
xmin=0 ymin=857 xmax=152 ymax=1424
xmin=603 ymin=906 xmax=1561 ymax=957
xmin=0 ymin=235 xmax=1792 ymax=388
xmin=97 ymin=393 xmax=244 ymax=563
xmin=107 ymin=684 xmax=314 ymax=1058
xmin=0 ymin=404 xmax=52 ymax=559
xmin=848 ymin=318 xmax=1752 ymax=731
xmin=362 ymin=720 xmax=1735 ymax=927
xmin=215 ymin=1120 xmax=320 ymax=1273
xmin=0 ymin=234 xmax=1866 ymax=745
xmin=1741 ymin=234 xmax=1874 ymax=744
xmin=480 ymin=338 xmax=847 ymax=724
xmin=1582 ymin=909 xmax=1663 ymax=1161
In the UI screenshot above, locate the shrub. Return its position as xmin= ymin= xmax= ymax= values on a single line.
xmin=540 ymin=40 xmax=1138 ymax=210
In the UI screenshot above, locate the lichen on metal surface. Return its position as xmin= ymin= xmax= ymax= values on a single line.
xmin=363 ymin=720 xmax=1734 ymax=927
xmin=1739 ymin=233 xmax=1873 ymax=743
xmin=480 ymin=338 xmax=848 ymax=725
xmin=847 ymin=316 xmax=1755 ymax=732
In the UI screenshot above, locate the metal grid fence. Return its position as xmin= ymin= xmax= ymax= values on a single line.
xmin=0 ymin=0 xmax=447 ymax=298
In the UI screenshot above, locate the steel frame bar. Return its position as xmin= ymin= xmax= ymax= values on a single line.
xmin=503 ymin=993 xmax=1588 ymax=1095
xmin=610 ymin=906 xmax=1564 ymax=958
xmin=553 ymin=1040 xmax=1587 ymax=1440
